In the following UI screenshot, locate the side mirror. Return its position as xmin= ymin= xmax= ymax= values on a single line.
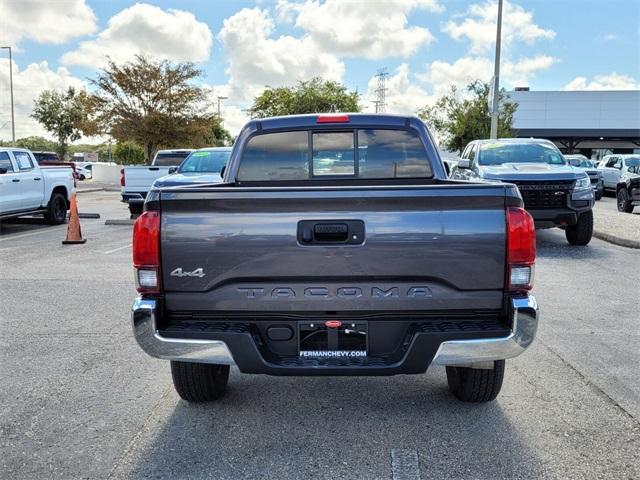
xmin=458 ymin=158 xmax=472 ymax=169
xmin=0 ymin=167 xmax=7 ymax=174
xmin=220 ymin=165 xmax=226 ymax=178
xmin=168 ymin=166 xmax=178 ymax=174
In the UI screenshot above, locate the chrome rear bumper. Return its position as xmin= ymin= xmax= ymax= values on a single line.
xmin=431 ymin=295 xmax=539 ymax=366
xmin=131 ymin=295 xmax=539 ymax=367
xmin=131 ymin=298 xmax=235 ymax=365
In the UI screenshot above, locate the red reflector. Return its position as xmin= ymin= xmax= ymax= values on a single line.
xmin=507 ymin=207 xmax=536 ymax=264
xmin=133 ymin=210 xmax=160 ymax=267
xmin=316 ymin=115 xmax=350 ymax=124
xmin=325 ymin=320 xmax=342 ymax=328
xmin=120 ymin=168 xmax=125 ymax=187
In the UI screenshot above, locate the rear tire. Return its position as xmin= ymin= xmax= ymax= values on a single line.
xmin=170 ymin=361 xmax=230 ymax=402
xmin=617 ymin=188 xmax=634 ymax=213
xmin=595 ymin=190 xmax=603 ymax=201
xmin=565 ymin=210 xmax=593 ymax=246
xmin=44 ymin=192 xmax=67 ymax=225
xmin=446 ymin=360 xmax=505 ymax=402
xmin=128 ymin=203 xmax=143 ymax=216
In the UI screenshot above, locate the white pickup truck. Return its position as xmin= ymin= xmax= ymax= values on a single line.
xmin=120 ymin=149 xmax=193 ymax=215
xmin=0 ymin=147 xmax=75 ymax=225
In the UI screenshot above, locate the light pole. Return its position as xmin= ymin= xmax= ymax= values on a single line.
xmin=1 ymin=46 xmax=15 ymax=142
xmin=489 ymin=0 xmax=503 ymax=139
xmin=217 ymin=96 xmax=228 ymax=123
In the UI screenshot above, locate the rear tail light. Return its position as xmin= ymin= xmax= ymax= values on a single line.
xmin=506 ymin=207 xmax=536 ymax=292
xmin=316 ymin=114 xmax=350 ymax=123
xmin=120 ymin=168 xmax=125 ymax=187
xmin=132 ymin=210 xmax=161 ymax=294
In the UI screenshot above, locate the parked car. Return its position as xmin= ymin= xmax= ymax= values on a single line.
xmin=75 ymin=164 xmax=92 ymax=180
xmin=152 ymin=147 xmax=232 ymax=188
xmin=564 ymin=154 xmax=603 ymax=200
xmin=0 ymin=148 xmax=74 ymax=224
xmin=32 ymin=151 xmax=79 ymax=181
xmin=121 ymin=149 xmax=193 ymax=215
xmin=598 ymin=155 xmax=640 ymax=194
xmin=130 ymin=114 xmax=539 ymax=404
xmin=616 ymin=157 xmax=640 ymax=213
xmin=450 ymin=139 xmax=594 ymax=246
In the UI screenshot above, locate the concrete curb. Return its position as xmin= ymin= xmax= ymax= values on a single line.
xmin=593 ymin=230 xmax=640 ymax=249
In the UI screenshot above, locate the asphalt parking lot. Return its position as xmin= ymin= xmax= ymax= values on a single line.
xmin=1 ymin=190 xmax=638 ymax=480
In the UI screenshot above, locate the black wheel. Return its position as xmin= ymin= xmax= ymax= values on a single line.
xmin=44 ymin=192 xmax=67 ymax=225
xmin=595 ymin=190 xmax=603 ymax=201
xmin=128 ymin=203 xmax=143 ymax=216
xmin=446 ymin=360 xmax=505 ymax=403
xmin=170 ymin=361 xmax=230 ymax=402
xmin=565 ymin=210 xmax=593 ymax=246
xmin=78 ymin=174 xmax=85 ymax=181
xmin=617 ymin=188 xmax=634 ymax=213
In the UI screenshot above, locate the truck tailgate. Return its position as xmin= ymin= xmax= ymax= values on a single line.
xmin=160 ymin=184 xmax=509 ymax=313
xmin=124 ymin=166 xmax=171 ymax=191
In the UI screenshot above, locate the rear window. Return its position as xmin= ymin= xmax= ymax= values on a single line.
xmin=0 ymin=152 xmax=13 ymax=172
xmin=237 ymin=129 xmax=432 ymax=181
xmin=153 ymin=152 xmax=191 ymax=166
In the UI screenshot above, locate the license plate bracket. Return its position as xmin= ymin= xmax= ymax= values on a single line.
xmin=298 ymin=320 xmax=368 ymax=358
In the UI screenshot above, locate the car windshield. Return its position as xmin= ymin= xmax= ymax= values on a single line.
xmin=627 ymin=157 xmax=640 ymax=173
xmin=179 ymin=150 xmax=231 ymax=173
xmin=153 ymin=152 xmax=191 ymax=166
xmin=478 ymin=142 xmax=566 ymax=166
xmin=567 ymin=157 xmax=595 ymax=168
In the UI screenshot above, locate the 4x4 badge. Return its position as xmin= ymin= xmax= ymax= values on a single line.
xmin=170 ymin=267 xmax=205 ymax=278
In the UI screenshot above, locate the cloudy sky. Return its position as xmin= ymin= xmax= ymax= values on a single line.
xmin=0 ymin=0 xmax=638 ymax=141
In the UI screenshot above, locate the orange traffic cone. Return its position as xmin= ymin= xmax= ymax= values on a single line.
xmin=62 ymin=191 xmax=87 ymax=244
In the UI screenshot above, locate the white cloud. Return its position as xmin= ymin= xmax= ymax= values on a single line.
xmin=277 ymin=0 xmax=442 ymax=59
xmin=443 ymin=0 xmax=555 ymax=54
xmin=502 ymin=55 xmax=558 ymax=87
xmin=564 ymin=73 xmax=640 ymax=91
xmin=418 ymin=54 xmax=556 ymax=96
xmin=0 ymin=0 xmax=96 ymax=46
xmin=218 ymin=8 xmax=344 ymax=102
xmin=0 ymin=60 xmax=85 ymax=141
xmin=61 ymin=3 xmax=213 ymax=68
xmin=364 ymin=64 xmax=433 ymax=114
xmin=419 ymin=56 xmax=493 ymax=96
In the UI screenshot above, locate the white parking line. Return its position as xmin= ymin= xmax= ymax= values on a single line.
xmin=0 ymin=227 xmax=65 ymax=242
xmin=102 ymin=243 xmax=132 ymax=254
xmin=391 ymin=449 xmax=421 ymax=480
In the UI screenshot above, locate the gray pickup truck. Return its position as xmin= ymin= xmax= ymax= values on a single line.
xmin=131 ymin=114 xmax=539 ymax=404
xmin=451 ymin=139 xmax=595 ymax=246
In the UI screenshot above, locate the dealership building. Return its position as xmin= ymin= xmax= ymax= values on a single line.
xmin=507 ymin=89 xmax=640 ymax=158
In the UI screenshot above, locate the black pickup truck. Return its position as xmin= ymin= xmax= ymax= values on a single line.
xmin=131 ymin=114 xmax=539 ymax=404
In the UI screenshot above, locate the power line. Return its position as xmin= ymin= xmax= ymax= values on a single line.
xmin=374 ymin=68 xmax=388 ymax=113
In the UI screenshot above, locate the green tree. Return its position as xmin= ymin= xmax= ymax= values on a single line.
xmin=82 ymin=55 xmax=231 ymax=162
xmin=4 ymin=136 xmax=57 ymax=152
xmin=418 ymin=80 xmax=517 ymax=154
xmin=113 ymin=141 xmax=146 ymax=165
xmin=249 ymin=77 xmax=360 ymax=118
xmin=31 ymin=87 xmax=85 ymax=160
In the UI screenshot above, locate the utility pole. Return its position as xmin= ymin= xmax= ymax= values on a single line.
xmin=374 ymin=68 xmax=388 ymax=113
xmin=1 ymin=46 xmax=15 ymax=142
xmin=489 ymin=0 xmax=503 ymax=139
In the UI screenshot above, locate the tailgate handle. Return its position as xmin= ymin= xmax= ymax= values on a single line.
xmin=298 ymin=220 xmax=365 ymax=245
xmin=314 ymin=223 xmax=348 ymax=241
